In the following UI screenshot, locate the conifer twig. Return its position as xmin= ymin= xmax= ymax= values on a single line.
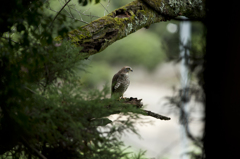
xmin=21 ymin=136 xmax=47 ymax=159
xmin=24 ymin=86 xmax=47 ymax=99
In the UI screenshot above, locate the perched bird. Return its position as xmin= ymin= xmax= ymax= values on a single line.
xmin=111 ymin=66 xmax=133 ymax=99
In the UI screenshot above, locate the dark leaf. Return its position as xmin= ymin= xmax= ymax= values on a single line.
xmin=58 ymin=27 xmax=69 ymax=37
xmin=83 ymin=0 xmax=88 ymax=6
xmin=17 ymin=23 xmax=25 ymax=32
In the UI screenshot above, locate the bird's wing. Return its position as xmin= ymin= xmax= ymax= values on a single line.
xmin=111 ymin=73 xmax=121 ymax=93
xmin=114 ymin=80 xmax=121 ymax=90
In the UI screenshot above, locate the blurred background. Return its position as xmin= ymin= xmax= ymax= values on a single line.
xmin=47 ymin=0 xmax=205 ymax=158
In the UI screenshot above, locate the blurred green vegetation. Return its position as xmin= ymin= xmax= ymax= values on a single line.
xmin=91 ymin=29 xmax=166 ymax=71
xmin=44 ymin=0 xmax=204 ymax=87
xmin=0 ymin=0 xmax=151 ymax=158
xmin=80 ymin=61 xmax=112 ymax=88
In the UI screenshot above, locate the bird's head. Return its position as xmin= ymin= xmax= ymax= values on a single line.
xmin=120 ymin=66 xmax=133 ymax=74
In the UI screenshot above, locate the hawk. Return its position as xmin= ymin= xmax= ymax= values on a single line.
xmin=111 ymin=66 xmax=133 ymax=98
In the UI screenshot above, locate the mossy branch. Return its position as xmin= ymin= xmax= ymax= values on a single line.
xmin=142 ymin=0 xmax=205 ymax=20
xmin=55 ymin=0 xmax=204 ymax=57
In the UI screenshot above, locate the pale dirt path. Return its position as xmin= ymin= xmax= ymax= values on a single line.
xmin=111 ymin=63 xmax=203 ymax=159
xmin=103 ymin=63 xmax=204 ymax=159
xmin=121 ymin=82 xmax=182 ymax=159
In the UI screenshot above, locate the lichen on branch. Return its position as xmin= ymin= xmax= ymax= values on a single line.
xmin=63 ymin=0 xmax=168 ymax=55
xmin=142 ymin=0 xmax=205 ymax=19
xmin=55 ymin=0 xmax=205 ymax=57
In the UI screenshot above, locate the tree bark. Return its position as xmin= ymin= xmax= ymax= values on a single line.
xmin=55 ymin=0 xmax=205 ymax=57
xmin=142 ymin=0 xmax=205 ymax=19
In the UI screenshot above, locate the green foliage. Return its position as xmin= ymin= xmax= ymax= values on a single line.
xmin=79 ymin=61 xmax=112 ymax=88
xmin=92 ymin=30 xmax=166 ymax=71
xmin=0 ymin=0 xmax=146 ymax=158
xmin=128 ymin=149 xmax=148 ymax=159
xmin=0 ymin=0 xmax=46 ymax=35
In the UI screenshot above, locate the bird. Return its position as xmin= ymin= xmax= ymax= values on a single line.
xmin=111 ymin=66 xmax=133 ymax=99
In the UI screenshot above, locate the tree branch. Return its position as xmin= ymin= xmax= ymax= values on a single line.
xmin=122 ymin=97 xmax=171 ymax=120
xmin=55 ymin=0 xmax=204 ymax=57
xmin=144 ymin=110 xmax=171 ymax=120
xmin=142 ymin=0 xmax=205 ymax=20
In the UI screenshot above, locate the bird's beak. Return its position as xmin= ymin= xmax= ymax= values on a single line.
xmin=130 ymin=69 xmax=133 ymax=72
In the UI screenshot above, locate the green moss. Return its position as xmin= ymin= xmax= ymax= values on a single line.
xmin=112 ymin=17 xmax=127 ymax=28
xmin=54 ymin=36 xmax=63 ymax=42
xmin=83 ymin=39 xmax=93 ymax=43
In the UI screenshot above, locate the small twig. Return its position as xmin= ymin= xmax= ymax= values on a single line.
xmin=59 ymin=0 xmax=73 ymax=17
xmin=21 ymin=136 xmax=47 ymax=159
xmin=47 ymin=7 xmax=89 ymax=24
xmin=90 ymin=12 xmax=92 ymax=22
xmin=73 ymin=5 xmax=84 ymax=21
xmin=104 ymin=0 xmax=111 ymax=16
xmin=24 ymin=86 xmax=47 ymax=99
xmin=144 ymin=110 xmax=171 ymax=120
xmin=50 ymin=0 xmax=72 ymax=27
xmin=82 ymin=8 xmax=91 ymax=15
xmin=24 ymin=86 xmax=37 ymax=95
xmin=100 ymin=2 xmax=109 ymax=15
xmin=70 ymin=5 xmax=100 ymax=18
xmin=67 ymin=2 xmax=74 ymax=17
